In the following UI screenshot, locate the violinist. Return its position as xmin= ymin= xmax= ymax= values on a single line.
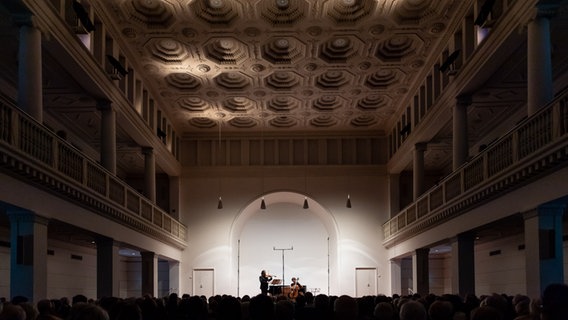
xmin=259 ymin=270 xmax=272 ymax=295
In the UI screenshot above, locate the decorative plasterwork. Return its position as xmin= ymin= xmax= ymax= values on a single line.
xmin=104 ymin=0 xmax=458 ymax=133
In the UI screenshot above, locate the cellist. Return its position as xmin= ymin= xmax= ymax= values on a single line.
xmin=288 ymin=277 xmax=303 ymax=300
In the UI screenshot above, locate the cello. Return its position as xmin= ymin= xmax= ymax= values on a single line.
xmin=288 ymin=277 xmax=302 ymax=299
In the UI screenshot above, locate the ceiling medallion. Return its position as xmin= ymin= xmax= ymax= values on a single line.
xmin=122 ymin=27 xmax=137 ymax=38
xmin=429 ymin=22 xmax=446 ymax=34
xmin=197 ymin=64 xmax=211 ymax=73
xmin=251 ymin=64 xmax=266 ymax=72
xmin=306 ymin=26 xmax=323 ymax=36
xmin=244 ymin=27 xmax=261 ymax=37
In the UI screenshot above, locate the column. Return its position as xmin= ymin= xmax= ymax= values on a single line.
xmin=143 ymin=147 xmax=156 ymax=203
xmin=388 ymin=174 xmax=400 ymax=216
xmin=527 ymin=5 xmax=554 ymax=116
xmin=96 ymin=237 xmax=120 ymax=298
xmin=169 ymin=176 xmax=180 ymax=219
xmin=413 ymin=248 xmax=430 ymax=296
xmin=7 ymin=210 xmax=49 ymax=302
xmin=141 ymin=251 xmax=158 ymax=297
xmin=523 ymin=204 xmax=565 ymax=298
xmin=453 ymin=96 xmax=470 ymax=170
xmin=390 ymin=259 xmax=402 ymax=295
xmin=16 ymin=15 xmax=43 ymax=121
xmin=168 ymin=261 xmax=181 ymax=295
xmin=98 ymin=100 xmax=116 ymax=174
xmin=450 ymin=233 xmax=475 ymax=296
xmin=413 ymin=143 xmax=427 ymax=200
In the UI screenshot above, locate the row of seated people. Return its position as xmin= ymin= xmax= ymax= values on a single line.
xmin=0 ymin=283 xmax=567 ymax=320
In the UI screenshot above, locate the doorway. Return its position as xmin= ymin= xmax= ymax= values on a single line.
xmin=355 ymin=267 xmax=377 ymax=297
xmin=193 ymin=268 xmax=214 ymax=297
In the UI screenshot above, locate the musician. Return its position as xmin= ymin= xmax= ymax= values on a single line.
xmin=259 ymin=270 xmax=272 ymax=295
xmin=289 ymin=277 xmax=304 ymax=299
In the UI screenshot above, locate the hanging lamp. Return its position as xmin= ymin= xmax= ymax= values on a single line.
xmin=217 ymin=117 xmax=223 ymax=209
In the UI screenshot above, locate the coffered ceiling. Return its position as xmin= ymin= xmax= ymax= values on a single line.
xmin=96 ymin=0 xmax=459 ymax=134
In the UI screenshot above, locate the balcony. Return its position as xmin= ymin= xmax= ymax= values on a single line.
xmin=0 ymin=99 xmax=187 ymax=249
xmin=383 ymin=87 xmax=568 ymax=247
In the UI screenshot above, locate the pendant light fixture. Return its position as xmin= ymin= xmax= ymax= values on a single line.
xmin=217 ymin=117 xmax=223 ymax=209
xmin=260 ymin=110 xmax=267 ymax=210
xmin=303 ymin=136 xmax=309 ymax=210
xmin=346 ymin=194 xmax=352 ymax=208
xmin=217 ymin=196 xmax=223 ymax=209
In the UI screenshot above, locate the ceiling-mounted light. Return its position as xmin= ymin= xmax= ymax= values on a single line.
xmin=217 ymin=196 xmax=223 ymax=209
xmin=217 ymin=118 xmax=223 ymax=210
xmin=303 ymin=197 xmax=309 ymax=209
xmin=346 ymin=194 xmax=352 ymax=208
xmin=261 ymin=197 xmax=267 ymax=210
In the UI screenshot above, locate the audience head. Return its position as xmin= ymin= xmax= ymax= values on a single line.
xmin=249 ymin=294 xmax=274 ymax=320
xmin=541 ymin=283 xmax=568 ymax=320
xmin=333 ymin=295 xmax=358 ymax=320
xmin=428 ymin=300 xmax=453 ymax=320
xmin=399 ymin=300 xmax=427 ymax=320
xmin=217 ymin=295 xmax=241 ymax=320
xmin=274 ymin=299 xmax=294 ymax=320
xmin=0 ymin=304 xmax=26 ymax=320
xmin=373 ymin=301 xmax=395 ymax=320
xmin=67 ymin=303 xmax=109 ymax=320
xmin=480 ymin=293 xmax=509 ymax=319
xmin=470 ymin=306 xmax=503 ymax=320
xmin=72 ymin=295 xmax=88 ymax=305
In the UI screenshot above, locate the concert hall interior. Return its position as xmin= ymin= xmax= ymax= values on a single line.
xmin=1 ymin=0 xmax=568 ymax=301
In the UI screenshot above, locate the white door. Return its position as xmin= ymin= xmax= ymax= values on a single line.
xmin=355 ymin=267 xmax=377 ymax=297
xmin=193 ymin=268 xmax=214 ymax=297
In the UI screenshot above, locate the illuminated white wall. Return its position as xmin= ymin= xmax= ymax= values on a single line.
xmin=180 ymin=167 xmax=390 ymax=297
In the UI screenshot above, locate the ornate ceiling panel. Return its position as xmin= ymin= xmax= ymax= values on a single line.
xmin=103 ymin=0 xmax=456 ymax=134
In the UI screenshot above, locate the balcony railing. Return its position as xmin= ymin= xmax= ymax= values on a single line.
xmin=0 ymin=99 xmax=187 ymax=249
xmin=383 ymin=87 xmax=568 ymax=246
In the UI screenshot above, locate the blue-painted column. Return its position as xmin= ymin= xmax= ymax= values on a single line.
xmin=524 ymin=204 xmax=565 ymax=298
xmin=7 ymin=210 xmax=49 ymax=302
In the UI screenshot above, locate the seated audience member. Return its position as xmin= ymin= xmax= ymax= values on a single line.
xmin=470 ymin=306 xmax=503 ymax=320
xmin=274 ymin=299 xmax=294 ymax=320
xmin=333 ymin=295 xmax=358 ymax=320
xmin=358 ymin=295 xmax=376 ymax=320
xmin=540 ymin=283 xmax=568 ymax=320
xmin=373 ymin=302 xmax=395 ymax=320
xmin=0 ymin=304 xmax=26 ymax=320
xmin=512 ymin=295 xmax=537 ymax=320
xmin=399 ymin=300 xmax=427 ymax=320
xmin=17 ymin=302 xmax=38 ymax=320
xmin=217 ymin=296 xmax=241 ymax=320
xmin=249 ymin=294 xmax=274 ymax=320
xmin=428 ymin=300 xmax=453 ymax=320
xmin=480 ymin=293 xmax=509 ymax=319
xmin=37 ymin=299 xmax=62 ymax=320
xmin=72 ymin=295 xmax=88 ymax=305
xmin=67 ymin=303 xmax=109 ymax=320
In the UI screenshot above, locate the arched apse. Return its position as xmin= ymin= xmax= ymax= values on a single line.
xmin=229 ymin=191 xmax=340 ymax=297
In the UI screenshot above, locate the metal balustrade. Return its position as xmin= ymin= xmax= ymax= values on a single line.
xmin=0 ymin=99 xmax=187 ymax=249
xmin=383 ymin=87 xmax=568 ymax=246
